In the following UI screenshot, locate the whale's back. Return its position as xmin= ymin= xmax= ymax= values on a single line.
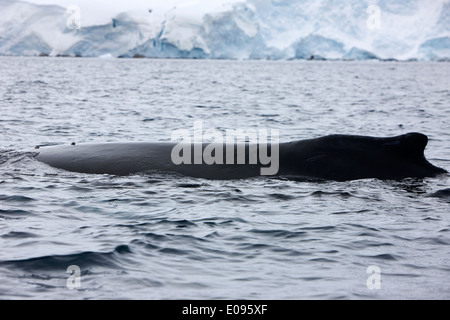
xmin=35 ymin=133 xmax=447 ymax=181
xmin=279 ymin=132 xmax=447 ymax=180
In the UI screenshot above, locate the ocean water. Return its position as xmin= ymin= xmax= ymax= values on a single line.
xmin=0 ymin=56 xmax=449 ymax=299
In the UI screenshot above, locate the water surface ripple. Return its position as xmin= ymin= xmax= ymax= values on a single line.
xmin=0 ymin=57 xmax=449 ymax=299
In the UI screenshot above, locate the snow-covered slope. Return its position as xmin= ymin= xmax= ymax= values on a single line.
xmin=1 ymin=0 xmax=449 ymax=60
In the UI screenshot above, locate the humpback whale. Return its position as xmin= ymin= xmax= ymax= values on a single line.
xmin=34 ymin=132 xmax=447 ymax=181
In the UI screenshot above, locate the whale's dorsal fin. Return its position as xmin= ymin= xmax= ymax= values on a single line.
xmin=382 ymin=132 xmax=428 ymax=159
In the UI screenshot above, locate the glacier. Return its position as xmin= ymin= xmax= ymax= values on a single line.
xmin=0 ymin=0 xmax=449 ymax=60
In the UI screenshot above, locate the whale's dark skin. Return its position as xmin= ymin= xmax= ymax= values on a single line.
xmin=35 ymin=132 xmax=447 ymax=181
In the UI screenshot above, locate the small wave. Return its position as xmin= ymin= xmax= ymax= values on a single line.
xmin=310 ymin=190 xmax=354 ymax=198
xmin=67 ymin=185 xmax=93 ymax=193
xmin=194 ymin=105 xmax=221 ymax=109
xmin=0 ymin=245 xmax=133 ymax=271
xmin=143 ymin=232 xmax=167 ymax=241
xmin=415 ymin=237 xmax=450 ymax=246
xmin=268 ymin=193 xmax=295 ymax=200
xmin=212 ymin=191 xmax=260 ymax=203
xmin=358 ymin=253 xmax=399 ymax=261
xmin=1 ymin=231 xmax=38 ymax=239
xmin=428 ymin=188 xmax=450 ymax=200
xmin=250 ymin=229 xmax=307 ymax=239
xmin=344 ymin=223 xmax=380 ymax=233
xmin=309 ymin=257 xmax=338 ymax=263
xmin=299 ymin=225 xmax=337 ymax=232
xmin=331 ymin=209 xmax=372 ymax=215
xmin=0 ymin=208 xmax=31 ymax=215
xmin=0 ymin=150 xmax=38 ymax=166
xmin=0 ymin=208 xmax=32 ymax=220
xmin=176 ymin=183 xmax=208 ymax=188
xmin=158 ymin=247 xmax=189 ymax=255
xmin=0 ymin=195 xmax=35 ymax=202
xmin=156 ymin=219 xmax=197 ymax=228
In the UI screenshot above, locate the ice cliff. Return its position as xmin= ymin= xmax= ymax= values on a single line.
xmin=0 ymin=0 xmax=449 ymax=60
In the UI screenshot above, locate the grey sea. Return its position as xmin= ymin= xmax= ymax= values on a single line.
xmin=0 ymin=56 xmax=449 ymax=299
